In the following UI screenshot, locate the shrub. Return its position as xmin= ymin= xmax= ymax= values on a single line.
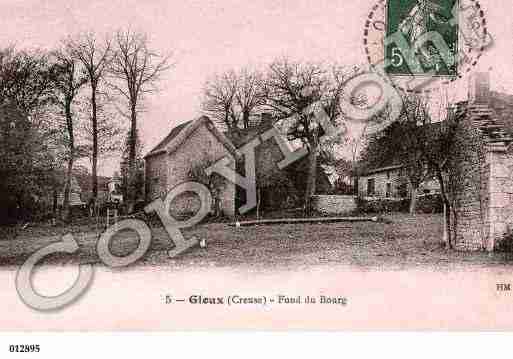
xmin=496 ymin=229 xmax=513 ymax=253
xmin=416 ymin=194 xmax=443 ymax=214
xmin=356 ymin=197 xmax=409 ymax=214
xmin=356 ymin=194 xmax=443 ymax=215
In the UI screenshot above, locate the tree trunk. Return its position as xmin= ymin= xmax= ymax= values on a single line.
xmin=353 ymin=172 xmax=359 ymax=196
xmin=256 ymin=187 xmax=261 ymax=220
xmin=243 ymin=110 xmax=250 ymax=129
xmin=52 ymin=189 xmax=58 ymax=216
xmin=409 ymin=185 xmax=418 ymax=216
xmin=435 ymin=167 xmax=452 ymax=249
xmin=224 ymin=109 xmax=230 ymax=130
xmin=91 ymin=85 xmax=99 ymax=210
xmin=127 ymin=102 xmax=137 ymax=214
xmin=62 ymin=158 xmax=73 ymax=223
xmin=443 ymin=202 xmax=448 ymax=245
xmin=62 ymin=100 xmax=74 ymax=223
xmin=304 ymin=143 xmax=318 ymax=216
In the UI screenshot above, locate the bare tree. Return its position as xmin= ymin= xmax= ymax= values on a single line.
xmin=120 ymin=128 xmax=145 ymax=204
xmin=265 ymin=59 xmax=352 ymax=214
xmin=50 ymin=44 xmax=88 ymax=222
xmin=265 ymin=59 xmax=325 ymax=213
xmin=202 ymin=68 xmax=266 ymax=131
xmin=109 ymin=29 xmax=171 ymax=212
xmin=345 ymin=123 xmax=370 ymax=194
xmin=78 ymin=92 xmax=124 ymax=162
xmin=396 ymin=96 xmax=432 ymax=214
xmin=423 ymin=94 xmax=459 ymax=249
xmin=202 ymin=70 xmax=238 ymax=131
xmin=234 ymin=68 xmax=266 ymax=129
xmin=67 ymin=32 xmax=112 ymax=209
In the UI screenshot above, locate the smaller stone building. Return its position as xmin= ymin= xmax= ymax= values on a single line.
xmin=358 ymin=165 xmax=406 ymax=199
xmin=144 ymin=116 xmax=238 ymax=217
xmin=227 ymin=122 xmax=332 ymax=212
xmin=358 ymin=165 xmax=441 ymax=200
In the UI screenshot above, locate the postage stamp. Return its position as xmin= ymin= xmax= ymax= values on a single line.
xmin=385 ymin=0 xmax=459 ymax=76
xmin=364 ymin=0 xmax=491 ymax=93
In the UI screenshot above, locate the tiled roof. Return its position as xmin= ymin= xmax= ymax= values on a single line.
xmin=144 ymin=120 xmax=193 ymax=158
xmin=144 ymin=116 xmax=240 ymax=159
xmin=360 ymin=164 xmax=404 ymax=176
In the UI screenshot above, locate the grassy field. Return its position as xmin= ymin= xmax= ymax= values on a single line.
xmin=1 ymin=213 xmax=513 ymax=270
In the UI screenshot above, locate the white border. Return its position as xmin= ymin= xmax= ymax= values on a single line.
xmin=1 ymin=333 xmax=511 ymax=359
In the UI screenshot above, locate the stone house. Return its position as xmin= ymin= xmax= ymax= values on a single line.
xmin=358 ymin=165 xmax=406 ymax=199
xmin=228 ymin=122 xmax=298 ymax=211
xmin=227 ymin=121 xmax=332 ymax=211
xmin=447 ymin=72 xmax=513 ymax=251
xmin=358 ymin=164 xmax=440 ymax=199
xmin=144 ymin=116 xmax=238 ymax=217
xmin=145 ymin=115 xmax=333 ymax=218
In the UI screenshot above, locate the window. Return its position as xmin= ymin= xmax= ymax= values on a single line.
xmin=367 ymin=178 xmax=375 ymax=196
xmin=386 ymin=183 xmax=392 ymax=198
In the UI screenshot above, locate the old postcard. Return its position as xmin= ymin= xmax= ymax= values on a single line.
xmin=1 ymin=0 xmax=513 ymax=334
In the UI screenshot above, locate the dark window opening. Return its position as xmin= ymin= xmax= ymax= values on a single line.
xmin=386 ymin=183 xmax=392 ymax=198
xmin=367 ymin=178 xmax=375 ymax=196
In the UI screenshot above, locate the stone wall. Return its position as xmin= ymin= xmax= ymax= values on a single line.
xmin=447 ymin=72 xmax=513 ymax=251
xmin=449 ymin=123 xmax=513 ymax=251
xmin=485 ymin=145 xmax=513 ymax=250
xmin=311 ymin=195 xmax=357 ymax=215
xmin=448 ymin=116 xmax=489 ymax=251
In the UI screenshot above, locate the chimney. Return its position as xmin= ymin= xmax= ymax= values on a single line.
xmin=469 ymin=72 xmax=490 ymax=104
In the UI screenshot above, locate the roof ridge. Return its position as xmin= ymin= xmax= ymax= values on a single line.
xmin=144 ymin=116 xmax=240 ymax=159
xmin=144 ymin=119 xmax=194 ymax=158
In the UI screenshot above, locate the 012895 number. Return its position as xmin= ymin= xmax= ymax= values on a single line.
xmin=9 ymin=344 xmax=40 ymax=353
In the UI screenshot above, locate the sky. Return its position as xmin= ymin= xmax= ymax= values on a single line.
xmin=1 ymin=0 xmax=512 ymax=176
